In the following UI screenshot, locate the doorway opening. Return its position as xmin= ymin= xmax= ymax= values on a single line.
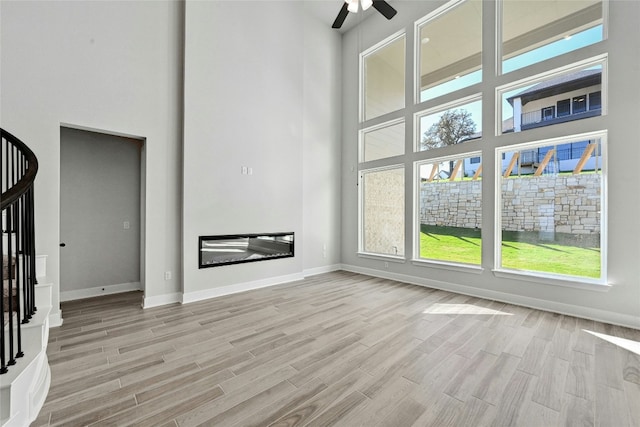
xmin=59 ymin=125 xmax=145 ymax=302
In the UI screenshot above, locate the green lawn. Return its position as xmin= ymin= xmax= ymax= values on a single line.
xmin=420 ymin=225 xmax=600 ymax=278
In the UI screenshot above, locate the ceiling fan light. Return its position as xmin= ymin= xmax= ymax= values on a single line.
xmin=347 ymin=0 xmax=359 ymax=13
xmin=361 ymin=0 xmax=373 ymax=10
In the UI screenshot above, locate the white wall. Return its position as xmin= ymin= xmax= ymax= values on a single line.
xmin=59 ymin=127 xmax=141 ymax=295
xmin=182 ymin=1 xmax=342 ymax=297
xmin=0 ymin=1 xmax=183 ymax=321
xmin=341 ymin=1 xmax=640 ymax=328
xmin=303 ymin=6 xmax=343 ymax=272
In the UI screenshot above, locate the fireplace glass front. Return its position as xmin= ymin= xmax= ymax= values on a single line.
xmin=199 ymin=232 xmax=294 ymax=268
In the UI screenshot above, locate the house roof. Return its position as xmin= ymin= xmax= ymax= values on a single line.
xmin=507 ymin=69 xmax=601 ymax=106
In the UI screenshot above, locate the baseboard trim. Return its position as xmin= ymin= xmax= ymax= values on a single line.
xmin=142 ymin=292 xmax=182 ymax=309
xmin=60 ymin=282 xmax=142 ymax=302
xmin=181 ymin=272 xmax=305 ymax=305
xmin=341 ymin=264 xmax=640 ymax=330
xmin=48 ymin=311 xmax=63 ymax=328
xmin=303 ymin=264 xmax=342 ymax=277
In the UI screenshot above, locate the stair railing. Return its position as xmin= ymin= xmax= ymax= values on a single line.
xmin=1 ymin=128 xmax=38 ymax=375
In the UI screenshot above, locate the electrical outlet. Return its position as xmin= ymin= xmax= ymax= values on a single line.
xmin=123 ymin=221 xmax=130 ymax=230
xmin=164 ymin=271 xmax=172 ymax=281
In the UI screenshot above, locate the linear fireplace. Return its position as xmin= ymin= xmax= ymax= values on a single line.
xmin=199 ymin=232 xmax=294 ymax=268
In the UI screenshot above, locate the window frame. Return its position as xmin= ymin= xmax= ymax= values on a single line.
xmin=493 ymin=130 xmax=608 ymax=288
xmin=495 ymin=54 xmax=608 ymax=136
xmin=414 ymin=93 xmax=483 ymax=152
xmin=413 ymin=151 xmax=484 ymax=270
xmin=358 ymin=164 xmax=406 ymax=260
xmin=359 ymin=117 xmax=406 ymax=163
xmin=413 ymin=0 xmax=482 ymax=105
xmin=498 ymin=0 xmax=607 ymax=75
xmin=353 ymin=0 xmax=610 ymax=289
xmin=359 ymin=30 xmax=407 ymax=124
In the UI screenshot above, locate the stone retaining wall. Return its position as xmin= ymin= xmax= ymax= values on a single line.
xmin=420 ymin=174 xmax=601 ymax=234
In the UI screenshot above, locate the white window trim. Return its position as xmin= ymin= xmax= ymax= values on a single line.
xmin=359 ymin=117 xmax=405 ymax=163
xmin=359 ymin=29 xmax=406 ymax=124
xmin=492 ymin=269 xmax=611 ymax=292
xmin=414 ymin=151 xmax=483 ymax=267
xmin=358 ymin=252 xmax=406 ymax=263
xmin=358 ymin=164 xmax=406 ymax=257
xmin=494 ymin=130 xmax=608 ymax=286
xmin=495 ymin=54 xmax=608 ymax=136
xmin=413 ymin=93 xmax=483 ymax=153
xmin=412 ymin=259 xmax=484 ymax=274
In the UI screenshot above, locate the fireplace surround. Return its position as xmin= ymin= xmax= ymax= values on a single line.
xmin=199 ymin=232 xmax=294 ymax=268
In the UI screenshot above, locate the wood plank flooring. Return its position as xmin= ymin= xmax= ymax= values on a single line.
xmin=32 ymin=271 xmax=640 ymax=426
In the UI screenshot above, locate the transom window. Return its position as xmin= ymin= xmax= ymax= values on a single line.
xmin=496 ymin=133 xmax=606 ymax=283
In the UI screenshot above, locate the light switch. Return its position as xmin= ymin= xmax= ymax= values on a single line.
xmin=123 ymin=221 xmax=130 ymax=230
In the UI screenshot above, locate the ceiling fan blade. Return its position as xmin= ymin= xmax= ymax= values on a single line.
xmin=332 ymin=3 xmax=350 ymax=29
xmin=372 ymin=0 xmax=397 ymax=20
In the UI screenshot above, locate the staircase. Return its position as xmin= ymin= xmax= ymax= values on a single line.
xmin=1 ymin=128 xmax=51 ymax=427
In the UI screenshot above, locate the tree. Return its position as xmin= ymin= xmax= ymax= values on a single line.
xmin=421 ymin=109 xmax=476 ymax=151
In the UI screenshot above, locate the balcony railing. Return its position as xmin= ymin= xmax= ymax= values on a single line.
xmin=521 ymin=107 xmax=601 ymax=130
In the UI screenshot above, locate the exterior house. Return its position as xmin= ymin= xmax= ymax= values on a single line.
xmin=465 ymin=69 xmax=603 ymax=176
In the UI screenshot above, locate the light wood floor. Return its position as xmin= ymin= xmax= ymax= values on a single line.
xmin=32 ymin=271 xmax=640 ymax=426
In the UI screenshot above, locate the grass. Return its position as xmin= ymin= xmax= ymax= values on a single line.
xmin=420 ymin=225 xmax=601 ymax=278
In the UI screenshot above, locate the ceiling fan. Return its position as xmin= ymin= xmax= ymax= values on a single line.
xmin=332 ymin=0 xmax=398 ymax=29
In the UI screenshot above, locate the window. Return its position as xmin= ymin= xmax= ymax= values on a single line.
xmin=417 ymin=98 xmax=482 ymax=151
xmin=498 ymin=61 xmax=604 ymax=134
xmin=361 ymin=167 xmax=405 ymax=257
xmin=360 ymin=120 xmax=405 ymax=162
xmin=557 ymin=99 xmax=571 ymax=117
xmin=497 ymin=133 xmax=605 ymax=282
xmin=360 ymin=32 xmax=407 ymax=259
xmin=362 ymin=33 xmax=406 ymax=121
xmin=573 ymin=95 xmax=587 ymax=114
xmin=501 ymin=0 xmax=604 ymax=73
xmin=542 ymin=106 xmax=555 ymax=121
xmin=589 ymin=91 xmax=602 ymax=110
xmin=417 ymin=154 xmax=482 ymax=265
xmin=354 ymin=0 xmax=609 ymax=286
xmin=416 ymin=0 xmax=482 ymax=102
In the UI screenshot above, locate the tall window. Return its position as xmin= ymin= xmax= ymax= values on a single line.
xmin=496 ymin=133 xmax=605 ymax=282
xmin=417 ymin=154 xmax=482 ymax=265
xmin=359 ymin=33 xmax=407 ymax=258
xmin=355 ymin=0 xmax=608 ymax=286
